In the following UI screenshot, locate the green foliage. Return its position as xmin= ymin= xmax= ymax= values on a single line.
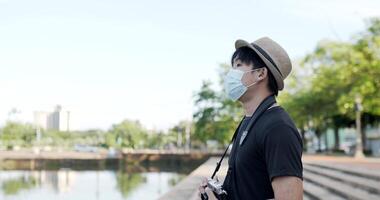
xmin=107 ymin=120 xmax=148 ymax=149
xmin=289 ymin=17 xmax=380 ymax=123
xmin=0 ymin=121 xmax=35 ymax=148
xmin=192 ymin=18 xmax=380 ymax=148
xmin=1 ymin=176 xmax=37 ymax=195
xmin=115 ymin=172 xmax=146 ymax=197
xmin=0 ymin=118 xmax=182 ymax=150
xmin=192 ymin=64 xmax=242 ymax=145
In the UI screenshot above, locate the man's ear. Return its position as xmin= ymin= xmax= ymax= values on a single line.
xmin=258 ymin=67 xmax=268 ymax=80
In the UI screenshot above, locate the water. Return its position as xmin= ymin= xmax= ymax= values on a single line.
xmin=0 ymin=159 xmax=205 ymax=200
xmin=0 ymin=170 xmax=185 ymax=200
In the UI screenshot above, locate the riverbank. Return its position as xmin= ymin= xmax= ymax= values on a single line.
xmin=158 ymin=157 xmax=226 ymax=200
xmin=0 ymin=150 xmax=109 ymax=160
xmin=0 ymin=150 xmax=212 ymax=171
xmin=0 ymin=149 xmax=223 ymax=160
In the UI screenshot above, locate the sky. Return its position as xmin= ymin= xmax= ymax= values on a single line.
xmin=0 ymin=0 xmax=379 ymax=131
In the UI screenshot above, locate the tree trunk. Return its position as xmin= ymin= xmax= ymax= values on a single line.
xmin=324 ymin=131 xmax=329 ymax=153
xmin=316 ymin=128 xmax=321 ymax=152
xmin=333 ymin=126 xmax=340 ymax=151
xmin=361 ymin=122 xmax=367 ymax=151
xmin=355 ymin=110 xmax=365 ymax=158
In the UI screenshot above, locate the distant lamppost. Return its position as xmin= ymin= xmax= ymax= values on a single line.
xmin=354 ymin=95 xmax=365 ymax=158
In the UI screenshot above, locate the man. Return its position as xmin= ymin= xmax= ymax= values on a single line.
xmin=199 ymin=37 xmax=303 ymax=200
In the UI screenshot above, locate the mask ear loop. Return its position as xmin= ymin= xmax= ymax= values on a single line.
xmin=246 ymin=80 xmax=259 ymax=88
xmin=244 ymin=67 xmax=265 ymax=88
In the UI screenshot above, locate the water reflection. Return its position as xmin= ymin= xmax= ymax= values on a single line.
xmin=116 ymin=172 xmax=146 ymax=198
xmin=0 ymin=169 xmax=186 ymax=200
xmin=0 ymin=159 xmax=204 ymax=200
xmin=2 ymin=175 xmax=37 ymax=195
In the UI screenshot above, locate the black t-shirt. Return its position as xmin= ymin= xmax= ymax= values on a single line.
xmin=222 ymin=98 xmax=303 ymax=200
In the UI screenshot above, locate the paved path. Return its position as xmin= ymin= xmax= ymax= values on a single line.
xmin=159 ymin=154 xmax=380 ymax=200
xmin=158 ymin=157 xmax=227 ymax=200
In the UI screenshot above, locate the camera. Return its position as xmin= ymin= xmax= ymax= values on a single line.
xmin=200 ymin=178 xmax=228 ymax=200
xmin=207 ymin=178 xmax=227 ymax=196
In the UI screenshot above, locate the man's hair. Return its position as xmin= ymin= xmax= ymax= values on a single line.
xmin=231 ymin=47 xmax=278 ymax=96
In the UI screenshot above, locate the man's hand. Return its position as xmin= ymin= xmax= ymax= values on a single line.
xmin=198 ymin=177 xmax=208 ymax=199
xmin=271 ymin=176 xmax=303 ymax=200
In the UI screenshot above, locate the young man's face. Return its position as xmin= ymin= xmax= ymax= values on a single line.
xmin=232 ymin=58 xmax=264 ymax=99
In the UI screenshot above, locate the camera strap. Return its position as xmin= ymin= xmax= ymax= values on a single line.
xmin=210 ymin=95 xmax=277 ymax=179
xmin=211 ymin=116 xmax=244 ymax=179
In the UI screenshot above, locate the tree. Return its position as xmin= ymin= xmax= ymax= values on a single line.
xmin=0 ymin=121 xmax=35 ymax=148
xmin=107 ymin=119 xmax=148 ymax=149
xmin=282 ymin=18 xmax=380 ymax=154
xmin=192 ymin=64 xmax=243 ymax=146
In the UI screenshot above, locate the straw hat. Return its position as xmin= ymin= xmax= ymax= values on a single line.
xmin=235 ymin=37 xmax=292 ymax=90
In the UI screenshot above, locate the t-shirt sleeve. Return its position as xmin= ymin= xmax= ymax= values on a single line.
xmin=263 ymin=123 xmax=303 ymax=182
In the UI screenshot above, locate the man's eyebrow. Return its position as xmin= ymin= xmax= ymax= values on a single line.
xmin=233 ymin=57 xmax=240 ymax=63
xmin=233 ymin=60 xmax=241 ymax=65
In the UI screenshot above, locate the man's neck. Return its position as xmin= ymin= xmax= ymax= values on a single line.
xmin=242 ymin=92 xmax=272 ymax=117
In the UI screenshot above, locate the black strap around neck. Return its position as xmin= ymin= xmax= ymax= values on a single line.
xmin=238 ymin=95 xmax=277 ymax=146
xmin=210 ymin=95 xmax=277 ymax=179
xmin=211 ymin=116 xmax=244 ymax=179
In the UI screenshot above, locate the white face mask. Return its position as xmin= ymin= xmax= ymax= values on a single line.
xmin=223 ymin=68 xmax=262 ymax=101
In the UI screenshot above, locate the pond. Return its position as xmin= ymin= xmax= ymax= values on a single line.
xmin=0 ymin=159 xmax=206 ymax=200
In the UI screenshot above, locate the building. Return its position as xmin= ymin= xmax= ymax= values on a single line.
xmin=366 ymin=126 xmax=380 ymax=156
xmin=34 ymin=105 xmax=70 ymax=132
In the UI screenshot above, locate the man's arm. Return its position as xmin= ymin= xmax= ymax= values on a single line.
xmin=272 ymin=176 xmax=303 ymax=200
xmin=263 ymin=123 xmax=304 ymax=199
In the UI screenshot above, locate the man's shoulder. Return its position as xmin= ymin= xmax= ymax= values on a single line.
xmin=258 ymin=106 xmax=296 ymax=129
xmin=254 ymin=106 xmax=300 ymax=142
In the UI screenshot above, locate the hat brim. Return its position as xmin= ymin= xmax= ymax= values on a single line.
xmin=234 ymin=39 xmax=284 ymax=90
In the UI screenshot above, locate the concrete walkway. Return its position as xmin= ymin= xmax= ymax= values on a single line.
xmin=159 ymin=155 xmax=380 ymax=200
xmin=158 ymin=157 xmax=227 ymax=200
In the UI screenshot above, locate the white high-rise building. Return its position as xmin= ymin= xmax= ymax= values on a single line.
xmin=34 ymin=105 xmax=70 ymax=132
